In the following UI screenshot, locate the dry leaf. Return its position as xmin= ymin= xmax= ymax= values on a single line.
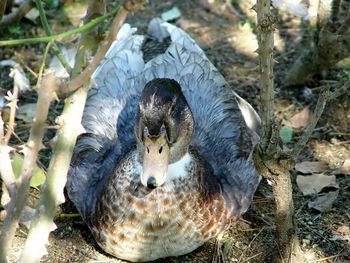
xmin=283 ymin=106 xmax=312 ymax=129
xmin=296 ymin=174 xmax=338 ymax=195
xmin=308 ymin=190 xmax=339 ymax=212
xmin=332 ymin=225 xmax=350 ymax=243
xmin=295 ymin=161 xmax=328 ymax=174
xmin=334 ymin=159 xmax=350 ymax=175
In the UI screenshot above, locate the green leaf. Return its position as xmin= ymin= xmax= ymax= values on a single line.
xmin=8 ymin=25 xmax=24 ymax=35
xmin=280 ymin=126 xmax=293 ymax=143
xmin=12 ymin=153 xmax=46 ymax=190
xmin=161 ymin=6 xmax=181 ymax=22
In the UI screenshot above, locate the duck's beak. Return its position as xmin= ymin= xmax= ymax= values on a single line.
xmin=141 ymin=129 xmax=170 ymax=189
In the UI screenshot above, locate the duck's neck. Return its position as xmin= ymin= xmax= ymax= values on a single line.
xmin=166 ymin=152 xmax=192 ymax=184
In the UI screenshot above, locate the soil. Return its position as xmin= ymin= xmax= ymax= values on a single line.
xmin=0 ymin=0 xmax=349 ymax=262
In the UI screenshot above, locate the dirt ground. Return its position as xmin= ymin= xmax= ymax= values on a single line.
xmin=0 ymin=0 xmax=349 ymax=262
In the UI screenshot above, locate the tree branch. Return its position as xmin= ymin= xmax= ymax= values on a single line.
xmin=34 ymin=0 xmax=72 ymax=73
xmin=256 ymin=0 xmax=275 ymax=151
xmin=4 ymin=68 xmax=19 ymax=143
xmin=59 ymin=6 xmax=129 ymax=96
xmin=0 ymin=72 xmax=57 ymax=263
xmin=0 ymin=117 xmax=16 ymax=199
xmin=0 ymin=7 xmax=119 ymax=46
xmin=290 ymin=78 xmax=350 ymax=158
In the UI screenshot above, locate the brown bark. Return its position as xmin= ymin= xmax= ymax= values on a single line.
xmin=256 ymin=0 xmax=305 ymax=261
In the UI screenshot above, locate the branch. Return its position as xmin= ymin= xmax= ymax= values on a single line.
xmin=36 ymin=41 xmax=53 ymax=88
xmin=290 ymin=78 xmax=350 ymax=158
xmin=0 ymin=7 xmax=119 ymax=46
xmin=20 ymin=84 xmax=88 ymax=263
xmin=59 ymin=6 xmax=129 ymax=96
xmin=4 ymin=68 xmax=19 ymax=143
xmin=71 ymin=0 xmax=106 ymax=77
xmin=256 ymin=0 xmax=275 ymax=151
xmin=34 ymin=0 xmax=72 ymax=73
xmin=0 ymin=116 xmax=16 ymax=199
xmin=0 ymin=0 xmax=33 ymax=29
xmin=0 ymin=72 xmax=57 ymax=263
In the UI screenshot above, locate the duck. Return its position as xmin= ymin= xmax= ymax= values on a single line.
xmin=67 ymin=18 xmax=261 ymax=262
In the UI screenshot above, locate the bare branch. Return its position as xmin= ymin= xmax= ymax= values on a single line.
xmin=0 ymin=71 xmax=57 ymax=263
xmin=0 ymin=116 xmax=16 ymax=199
xmin=256 ymin=0 xmax=275 ymax=151
xmin=34 ymin=0 xmax=72 ymax=73
xmin=290 ymin=78 xmax=350 ymax=158
xmin=4 ymin=68 xmax=19 ymax=143
xmin=59 ymin=6 xmax=129 ymax=96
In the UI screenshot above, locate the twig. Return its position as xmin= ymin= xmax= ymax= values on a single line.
xmin=290 ymin=79 xmax=350 ymax=158
xmin=19 ymin=84 xmax=88 ymax=263
xmin=0 ymin=116 xmax=16 ymax=199
xmin=4 ymin=69 xmax=19 ymax=143
xmin=0 ymin=7 xmax=119 ymax=46
xmin=0 ymin=0 xmax=33 ymax=29
xmin=34 ymin=0 xmax=72 ymax=73
xmin=59 ymin=6 xmax=129 ymax=96
xmin=36 ymin=41 xmax=53 ymax=88
xmin=256 ymin=0 xmax=275 ymax=151
xmin=0 ymin=71 xmax=57 ymax=263
xmin=238 ymin=227 xmax=266 ymax=263
xmin=71 ymin=0 xmax=106 ymax=77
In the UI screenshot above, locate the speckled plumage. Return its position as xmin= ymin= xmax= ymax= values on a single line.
xmin=67 ymin=18 xmax=261 ymax=262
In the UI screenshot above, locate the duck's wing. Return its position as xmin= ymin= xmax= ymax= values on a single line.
xmin=144 ymin=19 xmax=261 ymax=217
xmin=67 ymin=25 xmax=146 ymax=218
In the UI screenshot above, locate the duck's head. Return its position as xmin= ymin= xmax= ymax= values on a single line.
xmin=135 ymin=78 xmax=194 ymax=189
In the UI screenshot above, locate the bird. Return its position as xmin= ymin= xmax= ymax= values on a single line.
xmin=67 ymin=18 xmax=261 ymax=262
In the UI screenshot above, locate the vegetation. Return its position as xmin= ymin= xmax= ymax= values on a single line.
xmin=0 ymin=0 xmax=349 ymax=262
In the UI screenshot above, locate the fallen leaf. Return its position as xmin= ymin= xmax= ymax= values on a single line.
xmin=296 ymin=174 xmax=339 ymax=195
xmin=16 ymin=103 xmax=37 ymax=123
xmin=334 ymin=159 xmax=350 ymax=175
xmin=24 ymin=7 xmax=39 ymax=22
xmin=161 ymin=6 xmax=182 ymax=21
xmin=279 ymin=126 xmax=293 ymax=143
xmin=295 ymin=161 xmax=328 ymax=174
xmin=308 ymin=190 xmax=339 ymax=212
xmin=332 ymin=225 xmax=350 ymax=243
xmin=283 ymin=106 xmax=312 ymax=129
xmin=12 ymin=152 xmax=46 ymax=189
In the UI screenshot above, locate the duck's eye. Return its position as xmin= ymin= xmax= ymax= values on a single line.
xmin=158 ymin=146 xmax=163 ymax=154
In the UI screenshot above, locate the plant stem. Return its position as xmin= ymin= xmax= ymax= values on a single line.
xmin=256 ymin=0 xmax=275 ymax=151
xmin=19 ymin=85 xmax=88 ymax=263
xmin=60 ymin=7 xmax=128 ymax=96
xmin=0 ymin=72 xmax=57 ymax=263
xmin=34 ymin=0 xmax=72 ymax=73
xmin=0 ymin=6 xmax=119 ymax=46
xmin=36 ymin=41 xmax=53 ymax=88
